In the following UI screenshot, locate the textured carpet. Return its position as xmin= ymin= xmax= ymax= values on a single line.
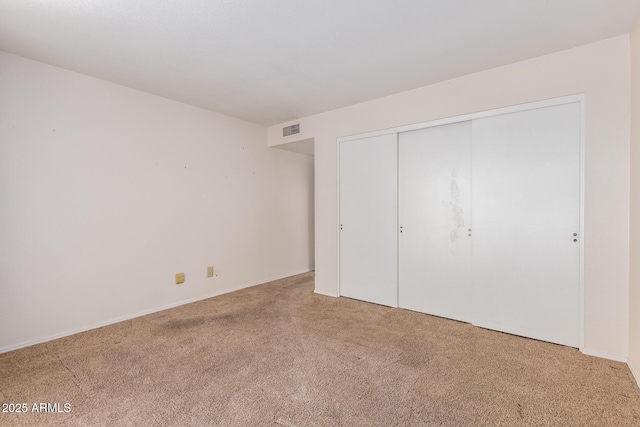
xmin=1 ymin=272 xmax=639 ymax=426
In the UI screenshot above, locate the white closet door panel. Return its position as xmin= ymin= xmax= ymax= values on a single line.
xmin=472 ymin=102 xmax=581 ymax=347
xmin=398 ymin=121 xmax=472 ymax=322
xmin=339 ymin=134 xmax=397 ymax=307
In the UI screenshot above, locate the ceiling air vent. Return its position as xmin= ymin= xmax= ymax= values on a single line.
xmin=283 ymin=123 xmax=300 ymax=137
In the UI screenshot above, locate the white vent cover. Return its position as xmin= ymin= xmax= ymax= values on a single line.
xmin=283 ymin=123 xmax=300 ymax=137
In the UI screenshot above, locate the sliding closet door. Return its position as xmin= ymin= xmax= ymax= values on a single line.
xmin=472 ymin=102 xmax=581 ymax=347
xmin=398 ymin=122 xmax=472 ymax=322
xmin=339 ymin=134 xmax=398 ymax=307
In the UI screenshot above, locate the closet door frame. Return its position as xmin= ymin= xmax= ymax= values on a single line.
xmin=336 ymin=94 xmax=584 ymax=349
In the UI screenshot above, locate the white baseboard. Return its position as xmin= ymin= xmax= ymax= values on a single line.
xmin=0 ymin=270 xmax=312 ymax=355
xmin=313 ymin=290 xmax=338 ymax=298
xmin=0 ymin=298 xmax=204 ymax=355
xmin=580 ymin=348 xmax=628 ymax=363
xmin=628 ymin=360 xmax=640 ymax=388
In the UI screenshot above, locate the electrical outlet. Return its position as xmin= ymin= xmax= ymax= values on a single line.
xmin=175 ymin=273 xmax=185 ymax=285
xmin=207 ymin=266 xmax=214 ymax=278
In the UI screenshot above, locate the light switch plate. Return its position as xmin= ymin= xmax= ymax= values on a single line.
xmin=175 ymin=273 xmax=185 ymax=285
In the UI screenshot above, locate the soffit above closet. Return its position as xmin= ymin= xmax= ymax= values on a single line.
xmin=0 ymin=1 xmax=638 ymax=126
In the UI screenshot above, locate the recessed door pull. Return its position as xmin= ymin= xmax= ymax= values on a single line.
xmin=573 ymin=232 xmax=578 ymax=242
xmin=400 ymin=226 xmax=403 ymax=233
xmin=468 ymin=228 xmax=472 ymax=237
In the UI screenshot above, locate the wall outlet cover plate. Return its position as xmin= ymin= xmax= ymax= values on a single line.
xmin=175 ymin=273 xmax=185 ymax=284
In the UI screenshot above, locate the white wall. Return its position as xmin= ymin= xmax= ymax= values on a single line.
xmin=269 ymin=36 xmax=631 ymax=361
xmin=0 ymin=51 xmax=314 ymax=352
xmin=629 ymin=16 xmax=640 ymax=384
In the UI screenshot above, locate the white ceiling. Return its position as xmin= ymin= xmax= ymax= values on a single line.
xmin=1 ymin=1 xmax=639 ymax=126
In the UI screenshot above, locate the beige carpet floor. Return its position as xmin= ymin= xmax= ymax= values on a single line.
xmin=1 ymin=272 xmax=639 ymax=426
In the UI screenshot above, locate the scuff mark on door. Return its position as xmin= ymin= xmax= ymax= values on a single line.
xmin=450 ymin=167 xmax=464 ymax=242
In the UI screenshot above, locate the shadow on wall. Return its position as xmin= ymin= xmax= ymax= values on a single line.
xmin=308 ymin=159 xmax=315 ymax=270
xmin=272 ymin=137 xmax=316 ymax=271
